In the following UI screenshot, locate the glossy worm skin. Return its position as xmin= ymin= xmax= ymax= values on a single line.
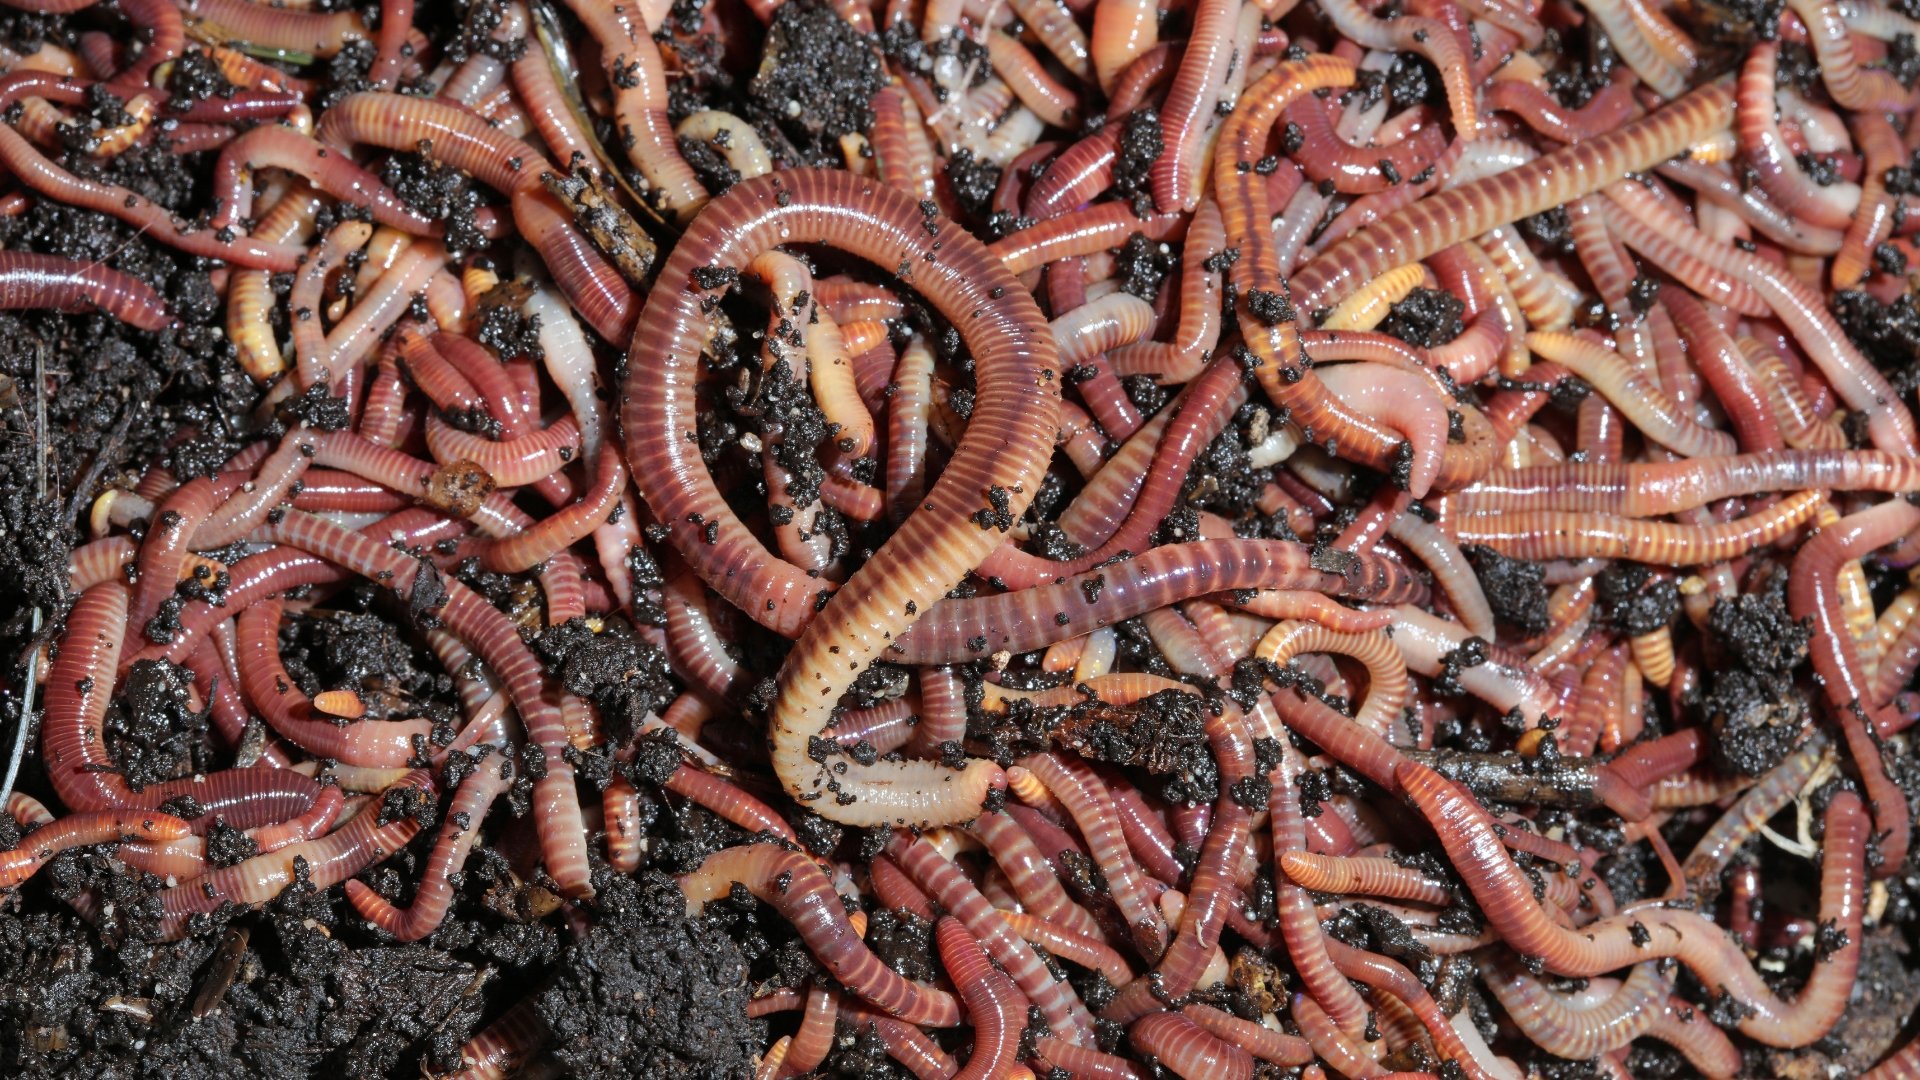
xmin=1788 ymin=497 xmax=1920 ymax=874
xmin=1291 ymin=81 xmax=1734 ymax=311
xmin=343 ymin=750 xmax=515 ymax=940
xmin=0 ymin=806 xmax=191 ymax=887
xmin=1447 ymin=488 xmax=1824 ymax=564
xmin=886 ymin=831 xmax=1097 ymax=1041
xmin=8 ymin=0 xmax=1920 ymax=1072
xmin=43 ymin=582 xmax=329 ymax=832
xmin=934 ymin=917 xmax=1027 ymax=1080
xmin=1480 ymin=956 xmax=1741 ymax=1076
xmin=254 ymin=510 xmax=594 ymax=898
xmin=236 ymin=599 xmax=432 ymax=766
xmin=681 ymin=843 xmax=962 ymax=1027
xmin=1022 ymin=751 xmax=1170 ymax=961
xmin=625 ymin=170 xmax=1058 ymax=827
xmin=0 ymin=251 xmax=171 ymax=329
xmin=1400 ymin=759 xmax=1867 ymax=1047
xmin=1607 ymin=178 xmax=1917 ymax=455
xmin=160 ymin=770 xmax=435 ymax=917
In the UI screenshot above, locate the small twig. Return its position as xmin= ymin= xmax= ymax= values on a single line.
xmin=64 ymin=395 xmax=137 ymax=530
xmin=541 ymin=168 xmax=660 ymax=286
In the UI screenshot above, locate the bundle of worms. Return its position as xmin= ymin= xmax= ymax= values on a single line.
xmin=4 ymin=0 xmax=1920 ymax=1072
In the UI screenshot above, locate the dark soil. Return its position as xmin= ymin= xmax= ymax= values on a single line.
xmin=1463 ymin=545 xmax=1551 ymax=636
xmin=0 ymin=0 xmax=1912 ymax=1076
xmin=0 ymin=3 xmax=787 ymax=1076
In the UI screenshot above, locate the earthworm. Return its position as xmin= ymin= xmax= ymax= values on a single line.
xmin=116 ymin=781 xmax=343 ymax=879
xmin=891 ymin=538 xmax=1424 ymax=662
xmin=1785 ymin=0 xmax=1914 ymax=109
xmin=1447 ymin=488 xmax=1824 ymax=564
xmin=1444 ymin=450 xmax=1920 ymax=518
xmin=364 ymin=0 xmax=416 ymax=88
xmin=1102 ymin=771 xmax=1186 ymax=884
xmin=288 ymin=220 xmax=375 ymax=386
xmin=212 ymin=125 xmax=438 ymax=236
xmin=1598 ymin=197 xmax=1771 ymax=319
xmin=235 ymin=599 xmax=434 ymax=766
xmin=1325 ymin=939 xmax=1500 ymax=1080
xmin=1006 ymin=0 xmax=1091 ymax=76
xmin=1319 ymin=264 xmax=1426 ymax=333
xmin=1105 ymin=41 xmax=1178 ymax=119
xmin=441 ymin=999 xmax=548 ymax=1080
xmin=225 ymin=188 xmax=320 ymax=378
xmin=1483 ymin=69 xmax=1636 ymax=143
xmin=1292 ymin=81 xmax=1733 ymax=311
xmin=626 ymin=171 xmax=1056 ymax=827
xmin=886 ymin=831 xmax=1097 ymax=1040
xmin=315 ymin=92 xmax=635 ymax=341
xmin=885 ymin=336 xmax=936 ymax=524
xmin=0 ymin=805 xmax=192 ymax=887
xmin=1219 ymin=57 xmax=1485 ymax=489
xmin=934 ymin=917 xmax=1027 ymax=1080
xmin=1109 ymin=200 xmax=1226 ymax=382
xmin=1131 ymin=1010 xmax=1254 ymax=1080
xmin=972 ymin=354 xmax=1242 ymax=585
xmin=1279 ymin=852 xmax=1455 ymax=906
xmin=998 ymin=910 xmax=1132 ymax=984
xmin=316 ymin=241 xmax=449 ymax=383
xmin=255 ymin=510 xmax=593 ymax=896
xmin=662 ymin=761 xmax=799 ymax=841
xmin=1660 ymin=288 xmax=1784 ymax=452
xmin=868 ymin=85 xmax=939 ymax=202
xmin=67 ymin=536 xmax=136 ymax=592
xmin=0 ymin=84 xmax=303 ymax=268
xmin=1180 ymin=1005 xmax=1312 ymax=1066
xmin=1285 ymin=97 xmax=1448 ymax=196
xmin=1090 ymin=0 xmax=1158 ymax=90
xmin=782 ymin=984 xmax=841 ymax=1077
xmin=0 ymin=251 xmax=172 ymax=329
xmin=1388 ymin=604 xmax=1557 ymax=722
xmin=1654 ymin=157 xmax=1846 ymax=255
xmin=682 ymin=843 xmax=962 ymax=1026
xmin=1314 ymin=0 xmax=1477 ymax=138
xmin=1035 ymin=1036 xmax=1150 ymax=1079
xmin=1026 ymin=127 xmax=1118 ymax=219
xmin=1021 ymin=752 xmax=1169 ymax=960
xmin=1106 ymin=704 xmax=1256 ymax=1020
xmin=102 ymin=0 xmax=184 ymax=95
xmin=1251 ymin=699 xmax=1374 ymax=1035
xmin=1255 ymin=622 xmax=1407 ymax=735
xmin=1400 ymin=759 xmax=1866 ymax=1046
xmin=676 ymin=111 xmax=774 ymax=181
xmin=1607 ymin=178 xmax=1917 ymax=455
xmin=840 ymin=1004 xmax=961 ymax=1080
xmin=1151 ymin=0 xmax=1240 ymax=212
xmin=663 ymin=567 xmax=744 ymax=700
xmin=43 ymin=582 xmax=331 ymax=831
xmin=988 ymin=202 xmax=1184 ymax=275
xmin=1736 ymin=43 xmax=1860 ymax=234
xmin=1525 ymin=331 xmax=1736 ymax=458
xmin=1833 ymin=109 xmax=1905 ymax=288
xmin=988 ymin=32 xmax=1080 ymax=128
xmin=555 ymin=0 xmax=705 ymax=222
xmin=161 ymin=769 xmax=434 ymax=916
xmin=424 ymin=414 xmax=579 ymax=488
xmin=180 ymin=0 xmax=368 ymax=58
xmin=1788 ymin=496 xmax=1920 ymax=872
xmin=1874 ymin=603 xmax=1920 ymax=707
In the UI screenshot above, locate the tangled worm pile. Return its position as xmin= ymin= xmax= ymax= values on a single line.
xmin=4 ymin=0 xmax=1920 ymax=1072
